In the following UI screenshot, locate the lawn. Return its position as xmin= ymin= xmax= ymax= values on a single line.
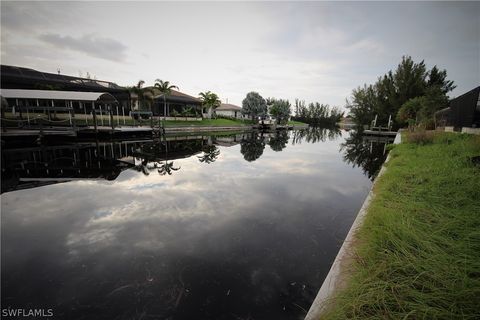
xmin=288 ymin=120 xmax=308 ymax=126
xmin=1 ymin=115 xmax=254 ymax=128
xmin=321 ymin=132 xmax=480 ymax=319
xmin=163 ymin=118 xmax=253 ymax=127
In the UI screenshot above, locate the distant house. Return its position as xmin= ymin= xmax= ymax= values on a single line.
xmin=216 ymin=103 xmax=245 ymax=119
xmin=435 ymin=86 xmax=480 ymax=133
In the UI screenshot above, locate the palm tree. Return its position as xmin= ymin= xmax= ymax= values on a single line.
xmin=154 ymin=79 xmax=178 ymax=124
xmin=127 ymin=80 xmax=155 ymax=121
xmin=199 ymin=91 xmax=221 ymax=119
xmin=127 ymin=80 xmax=145 ymax=111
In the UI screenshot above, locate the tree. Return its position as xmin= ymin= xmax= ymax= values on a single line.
xmin=427 ymin=65 xmax=456 ymax=94
xmin=199 ymin=91 xmax=221 ymax=119
xmin=128 ymin=80 xmax=154 ymax=112
xmin=396 ymin=96 xmax=424 ymax=129
xmin=295 ymin=99 xmax=307 ymax=118
xmin=242 ymin=92 xmax=267 ymax=122
xmin=291 ymin=100 xmax=343 ymax=125
xmin=347 ymin=55 xmax=455 ymax=129
xmin=397 ymin=85 xmax=448 ymax=129
xmin=269 ymin=99 xmax=291 ymax=124
xmin=154 ymin=79 xmax=178 ymax=123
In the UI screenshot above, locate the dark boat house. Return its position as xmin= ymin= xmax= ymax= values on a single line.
xmin=435 ymin=86 xmax=480 ymax=134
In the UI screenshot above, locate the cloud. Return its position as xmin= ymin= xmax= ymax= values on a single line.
xmin=39 ymin=33 xmax=128 ymax=62
xmin=1 ymin=1 xmax=478 ymax=107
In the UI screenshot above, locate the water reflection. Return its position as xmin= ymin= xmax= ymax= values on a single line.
xmin=268 ymin=130 xmax=289 ymax=152
xmin=198 ymin=145 xmax=221 ymax=164
xmin=340 ymin=130 xmax=393 ymax=180
xmin=0 ymin=142 xmax=135 ymax=193
xmin=291 ymin=126 xmax=342 ymax=145
xmin=1 ymin=128 xmax=384 ymax=319
xmin=240 ymin=132 xmax=266 ymax=162
xmin=1 ymin=129 xmax=390 ymax=194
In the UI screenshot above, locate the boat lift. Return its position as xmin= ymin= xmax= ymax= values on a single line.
xmin=363 ymin=114 xmax=397 ymax=137
xmin=370 ymin=114 xmax=393 ymax=132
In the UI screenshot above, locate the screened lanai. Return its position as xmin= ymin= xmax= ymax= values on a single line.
xmin=152 ymin=90 xmax=202 ymax=117
xmin=1 ymin=89 xmax=123 ymax=127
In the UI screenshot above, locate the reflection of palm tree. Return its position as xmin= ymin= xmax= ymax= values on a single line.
xmin=340 ymin=130 xmax=389 ymax=180
xmin=198 ymin=145 xmax=220 ymax=164
xmin=133 ymin=158 xmax=151 ymax=176
xmin=240 ymin=131 xmax=266 ymax=162
xmin=132 ymin=140 xmax=181 ymax=176
xmin=158 ymin=137 xmax=180 ymax=175
xmin=158 ymin=161 xmax=181 ymax=175
xmin=268 ymin=131 xmax=289 ymax=152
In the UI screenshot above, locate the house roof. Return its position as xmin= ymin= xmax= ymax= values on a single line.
xmin=1 ymin=65 xmax=126 ymax=91
xmin=151 ymin=88 xmax=202 ymax=105
xmin=217 ymin=103 xmax=242 ymax=111
xmin=0 ymin=89 xmax=118 ymax=103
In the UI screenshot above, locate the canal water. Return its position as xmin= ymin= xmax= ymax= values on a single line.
xmin=1 ymin=128 xmax=390 ymax=320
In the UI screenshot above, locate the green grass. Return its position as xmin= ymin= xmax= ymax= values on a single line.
xmin=163 ymin=118 xmax=253 ymax=127
xmin=288 ymin=120 xmax=308 ymax=126
xmin=322 ymin=132 xmax=480 ymax=320
xmin=2 ymin=116 xmax=253 ymax=128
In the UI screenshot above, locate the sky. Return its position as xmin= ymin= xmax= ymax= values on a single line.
xmin=1 ymin=1 xmax=479 ymax=109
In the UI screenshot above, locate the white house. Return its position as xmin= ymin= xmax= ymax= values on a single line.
xmin=216 ymin=103 xmax=245 ymax=119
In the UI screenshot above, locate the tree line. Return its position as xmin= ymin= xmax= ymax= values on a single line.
xmin=291 ymin=99 xmax=343 ymax=125
xmin=128 ymin=80 xmax=345 ymax=125
xmin=347 ymin=55 xmax=455 ymax=129
xmin=241 ymin=92 xmax=343 ymax=125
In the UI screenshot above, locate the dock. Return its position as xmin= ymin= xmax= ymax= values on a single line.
xmin=1 ymin=129 xmax=77 ymax=137
xmin=363 ymin=129 xmax=397 ymax=136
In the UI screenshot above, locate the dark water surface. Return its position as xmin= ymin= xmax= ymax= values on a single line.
xmin=1 ymin=128 xmax=390 ymax=319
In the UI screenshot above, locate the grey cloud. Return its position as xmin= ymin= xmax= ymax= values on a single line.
xmin=1 ymin=1 xmax=81 ymax=34
xmin=39 ymin=33 xmax=128 ymax=62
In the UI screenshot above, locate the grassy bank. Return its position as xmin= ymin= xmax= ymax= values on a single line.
xmin=322 ymin=132 xmax=480 ymax=319
xmin=3 ymin=115 xmax=309 ymax=128
xmin=2 ymin=116 xmax=253 ymax=128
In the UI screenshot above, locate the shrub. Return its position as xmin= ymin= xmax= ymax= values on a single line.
xmin=405 ymin=129 xmax=436 ymax=145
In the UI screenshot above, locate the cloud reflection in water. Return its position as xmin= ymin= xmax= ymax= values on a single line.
xmin=1 ymin=129 xmax=383 ymax=319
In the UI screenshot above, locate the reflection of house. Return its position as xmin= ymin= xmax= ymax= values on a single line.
xmin=214 ymin=133 xmax=246 ymax=147
xmin=1 ymin=65 xmax=130 ymax=110
xmin=1 ymin=143 xmax=135 ymax=193
xmin=436 ymin=86 xmax=480 ymax=133
xmin=216 ymin=103 xmax=244 ymax=119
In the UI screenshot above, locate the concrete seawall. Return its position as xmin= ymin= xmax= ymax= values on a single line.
xmin=305 ymin=130 xmax=402 ymax=320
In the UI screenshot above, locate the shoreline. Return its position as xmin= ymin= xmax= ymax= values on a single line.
xmin=304 ymin=130 xmax=402 ymax=320
xmin=307 ymin=131 xmax=480 ymax=319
